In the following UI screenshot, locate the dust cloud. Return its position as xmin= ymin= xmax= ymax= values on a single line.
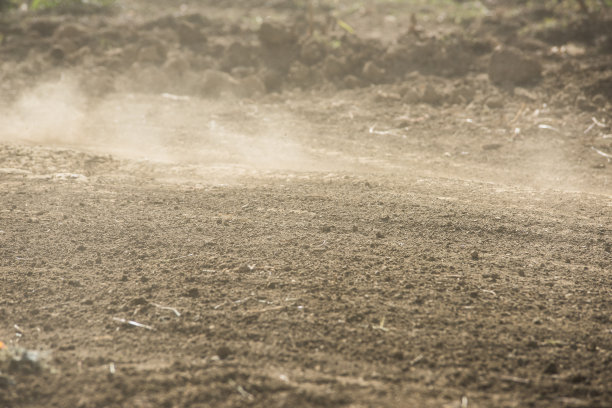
xmin=0 ymin=78 xmax=86 ymax=146
xmin=0 ymin=76 xmax=317 ymax=175
xmin=0 ymin=77 xmax=604 ymax=192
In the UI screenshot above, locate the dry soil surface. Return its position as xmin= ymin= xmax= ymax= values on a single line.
xmin=0 ymin=1 xmax=611 ymax=407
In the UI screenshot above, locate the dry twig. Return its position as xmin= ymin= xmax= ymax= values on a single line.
xmin=591 ymin=146 xmax=612 ymax=161
xmin=500 ymin=375 xmax=530 ymax=384
xmin=151 ymin=303 xmax=181 ymax=317
xmin=112 ymin=317 xmax=154 ymax=330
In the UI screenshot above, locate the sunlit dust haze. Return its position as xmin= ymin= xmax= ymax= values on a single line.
xmin=0 ymin=76 xmax=320 ymax=176
xmin=0 ymin=77 xmax=606 ymax=193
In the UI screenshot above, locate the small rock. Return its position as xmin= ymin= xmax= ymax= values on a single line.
xmin=237 ymin=264 xmax=252 ymax=273
xmin=216 ymin=345 xmax=232 ymax=360
xmin=470 ymin=250 xmax=479 ymax=261
xmin=568 ymin=373 xmax=587 ymax=384
xmin=543 ymin=362 xmax=559 ymax=375
xmin=375 ymin=231 xmax=385 ymax=239
xmin=131 ymin=297 xmax=148 ymax=306
xmin=185 ymin=288 xmax=200 ymax=298
xmin=488 ymin=47 xmax=542 ymax=86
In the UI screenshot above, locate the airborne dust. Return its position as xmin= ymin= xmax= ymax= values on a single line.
xmin=0 ymin=76 xmax=320 ymax=176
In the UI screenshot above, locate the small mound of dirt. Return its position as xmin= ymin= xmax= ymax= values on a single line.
xmin=488 ymin=47 xmax=542 ymax=86
xmin=298 ymin=37 xmax=326 ymax=66
xmin=258 ymin=21 xmax=297 ymax=47
xmin=384 ymin=34 xmax=480 ymax=79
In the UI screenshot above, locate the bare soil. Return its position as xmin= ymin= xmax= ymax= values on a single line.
xmin=0 ymin=1 xmax=611 ymax=407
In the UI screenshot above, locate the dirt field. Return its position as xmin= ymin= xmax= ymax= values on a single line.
xmin=1 ymin=1 xmax=611 ymax=407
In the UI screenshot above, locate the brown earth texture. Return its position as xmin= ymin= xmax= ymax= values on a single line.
xmin=0 ymin=0 xmax=612 ymax=407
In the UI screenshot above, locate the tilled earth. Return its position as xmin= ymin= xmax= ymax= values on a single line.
xmin=1 ymin=1 xmax=612 ymax=407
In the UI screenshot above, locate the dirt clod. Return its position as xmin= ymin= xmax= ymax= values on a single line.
xmin=299 ymin=37 xmax=325 ymax=66
xmin=488 ymin=47 xmax=542 ymax=86
xmin=258 ymin=22 xmax=296 ymax=47
xmin=216 ymin=345 xmax=232 ymax=360
xmin=237 ymin=264 xmax=252 ymax=273
xmin=185 ymin=288 xmax=200 ymax=298
xmin=543 ymin=362 xmax=559 ymax=375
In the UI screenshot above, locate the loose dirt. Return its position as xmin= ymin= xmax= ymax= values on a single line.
xmin=0 ymin=1 xmax=611 ymax=407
